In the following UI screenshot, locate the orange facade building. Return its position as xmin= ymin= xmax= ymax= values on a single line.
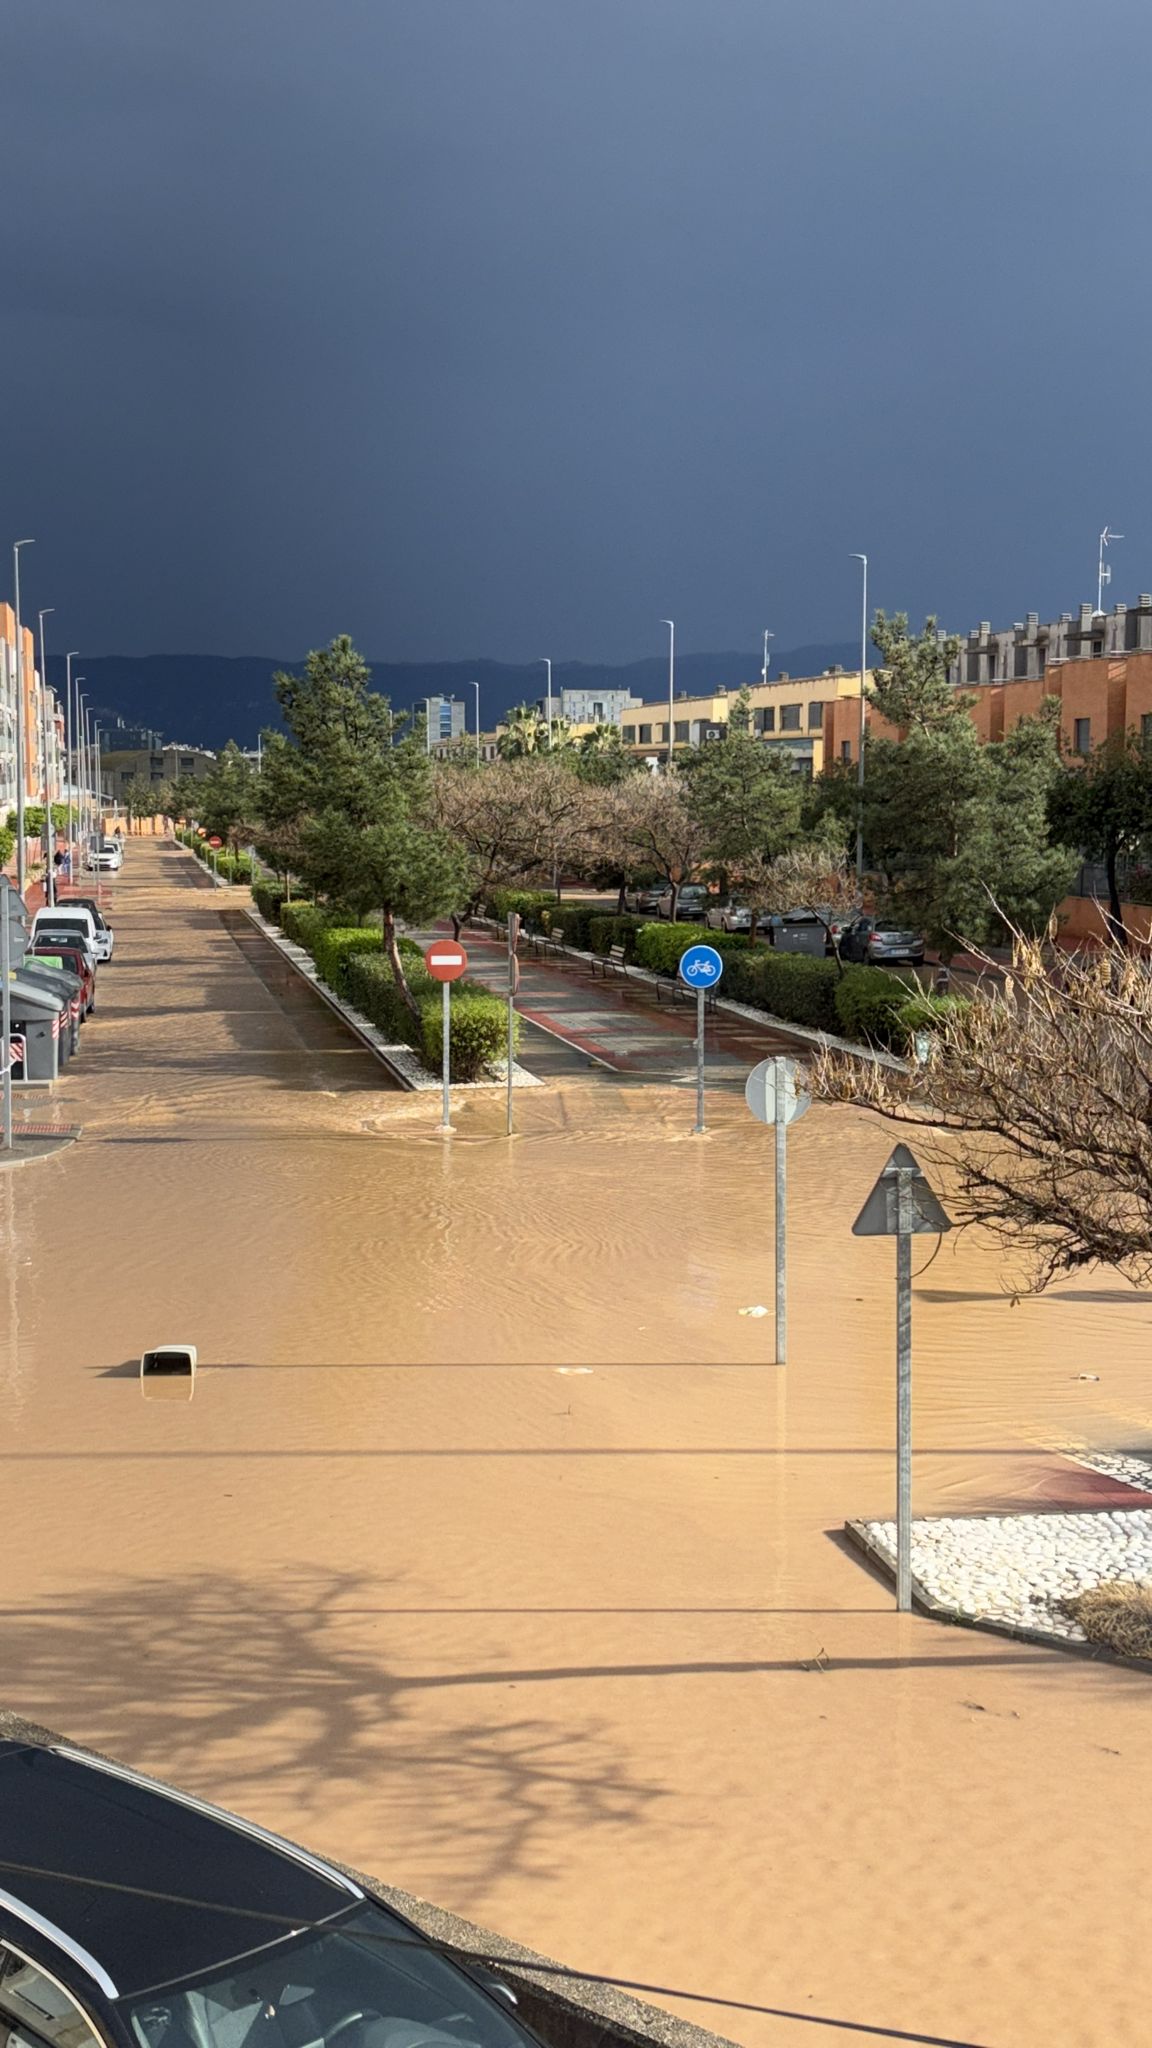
xmin=823 ymin=648 xmax=1152 ymax=767
xmin=0 ymin=599 xmax=63 ymax=809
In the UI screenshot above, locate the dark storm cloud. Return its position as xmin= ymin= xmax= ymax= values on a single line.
xmin=3 ymin=0 xmax=1150 ymax=661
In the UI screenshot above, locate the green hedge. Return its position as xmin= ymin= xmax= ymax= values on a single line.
xmin=833 ymin=965 xmax=918 ymax=1048
xmin=487 ymin=887 xmax=556 ymax=924
xmin=281 ymin=901 xmax=329 ymax=951
xmin=346 ymin=951 xmax=514 ymax=1080
xmin=539 ymin=901 xmax=604 ymax=948
xmin=312 ymin=925 xmax=383 ymax=995
xmin=0 ymin=826 xmax=14 ymax=869
xmin=718 ymin=949 xmax=841 ymax=1031
xmin=587 ymin=912 xmax=650 ymax=962
xmin=633 ymin=922 xmax=750 ymax=975
xmin=252 ymin=879 xmax=286 ymax=922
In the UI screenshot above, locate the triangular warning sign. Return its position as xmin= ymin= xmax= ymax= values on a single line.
xmin=851 ymin=1144 xmax=953 ymax=1237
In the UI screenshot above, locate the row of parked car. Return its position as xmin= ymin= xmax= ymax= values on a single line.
xmin=7 ymin=887 xmax=117 ymax=1081
xmin=619 ymin=880 xmax=925 ymax=963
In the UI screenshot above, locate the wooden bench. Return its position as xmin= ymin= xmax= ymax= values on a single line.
xmin=654 ymin=970 xmax=717 ymax=1013
xmin=526 ymin=923 xmax=567 ymax=962
xmin=590 ymin=943 xmax=629 ymax=979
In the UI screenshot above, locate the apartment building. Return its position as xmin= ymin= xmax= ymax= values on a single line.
xmin=101 ymin=744 xmax=217 ymax=804
xmin=0 ymin=602 xmax=64 ymax=811
xmin=618 ymin=669 xmax=868 ymax=775
xmin=536 ymin=685 xmax=641 ymax=726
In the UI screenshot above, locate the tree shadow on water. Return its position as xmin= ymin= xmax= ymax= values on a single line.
xmin=1 ymin=1566 xmax=661 ymax=1904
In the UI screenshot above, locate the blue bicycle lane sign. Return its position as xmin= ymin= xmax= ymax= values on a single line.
xmin=678 ymin=943 xmax=724 ymax=988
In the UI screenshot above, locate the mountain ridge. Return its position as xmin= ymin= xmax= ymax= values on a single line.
xmin=47 ymin=642 xmax=862 ymax=751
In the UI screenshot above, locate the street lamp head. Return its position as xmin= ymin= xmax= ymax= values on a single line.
xmin=14 ymin=538 xmax=34 ymax=550
xmin=661 ymin=618 xmax=674 ymax=627
xmin=850 ymin=552 xmax=867 ymax=565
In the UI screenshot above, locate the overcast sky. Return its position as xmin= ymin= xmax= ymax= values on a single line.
xmin=3 ymin=0 xmax=1150 ymax=663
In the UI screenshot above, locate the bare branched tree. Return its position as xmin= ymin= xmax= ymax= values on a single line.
xmin=743 ymin=842 xmax=860 ymax=957
xmin=602 ymin=770 xmax=711 ymax=921
xmin=430 ymin=756 xmax=596 ymax=929
xmin=813 ymin=931 xmax=1152 ymax=1288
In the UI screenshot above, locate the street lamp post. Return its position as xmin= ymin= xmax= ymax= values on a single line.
xmin=661 ymin=620 xmax=675 ymax=765
xmin=469 ymin=680 xmax=481 ymax=766
xmin=761 ymin=629 xmax=774 ymax=687
xmin=539 ymin=660 xmax=553 ymax=748
xmin=12 ymin=539 xmax=34 ymax=894
xmin=37 ymin=608 xmax=55 ymax=903
xmin=94 ymin=722 xmax=103 ymax=835
xmin=77 ymin=690 xmax=88 ymax=850
xmin=850 ymin=553 xmax=869 ymax=890
xmin=64 ymin=651 xmax=78 ymax=872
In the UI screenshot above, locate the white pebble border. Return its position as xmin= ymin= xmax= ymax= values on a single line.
xmin=858 ymin=1509 xmax=1152 ymax=1643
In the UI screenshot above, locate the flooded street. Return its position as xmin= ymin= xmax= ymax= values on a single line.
xmin=5 ymin=839 xmax=1152 ymax=2047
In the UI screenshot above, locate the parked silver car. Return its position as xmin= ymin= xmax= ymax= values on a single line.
xmin=657 ymin=883 xmax=709 ymax=920
xmin=623 ymin=881 xmax=670 ymax=914
xmin=705 ymin=898 xmax=770 ymax=934
xmin=839 ymin=915 xmax=925 ymax=964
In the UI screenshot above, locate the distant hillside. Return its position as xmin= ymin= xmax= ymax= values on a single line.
xmin=47 ymin=643 xmax=860 ymax=751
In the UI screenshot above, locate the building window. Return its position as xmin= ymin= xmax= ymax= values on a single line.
xmin=675 ymin=721 xmax=690 ymax=742
xmin=622 ymin=726 xmax=636 ymax=743
xmin=841 ymin=740 xmax=852 ymax=762
xmin=1142 ymin=713 xmax=1152 ymax=748
xmin=639 ymin=724 xmax=652 ymax=744
xmin=592 ymin=702 xmax=604 ymax=722
xmin=1074 ymin=717 xmax=1091 ymax=754
xmin=757 ymin=706 xmax=776 ymax=733
xmin=780 ymin=703 xmax=801 ymax=732
xmin=807 ymin=700 xmax=825 ymax=729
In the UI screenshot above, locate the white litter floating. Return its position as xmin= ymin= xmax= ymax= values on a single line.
xmin=739 ymin=1305 xmax=769 ymax=1318
xmin=555 ymin=1366 xmax=593 ymax=1375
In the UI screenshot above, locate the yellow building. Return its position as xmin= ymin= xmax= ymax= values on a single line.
xmin=613 ymin=669 xmax=872 ymax=775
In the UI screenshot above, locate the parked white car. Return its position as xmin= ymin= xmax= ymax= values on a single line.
xmin=86 ymin=836 xmax=123 ymax=872
xmin=32 ymin=904 xmax=113 ymax=964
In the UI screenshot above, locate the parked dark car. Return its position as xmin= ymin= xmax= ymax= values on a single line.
xmin=27 ymin=938 xmax=96 ymax=1015
xmin=0 ymin=1741 xmax=538 ymax=2048
xmin=839 ymin=915 xmax=925 ymax=965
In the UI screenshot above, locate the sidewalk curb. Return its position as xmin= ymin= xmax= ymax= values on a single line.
xmin=243 ymin=908 xmax=542 ymax=1094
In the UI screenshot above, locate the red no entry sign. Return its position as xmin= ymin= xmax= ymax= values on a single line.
xmin=424 ymin=939 xmax=468 ymax=983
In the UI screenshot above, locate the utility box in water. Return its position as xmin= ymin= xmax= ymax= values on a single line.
xmin=141 ymin=1346 xmax=197 ymax=1403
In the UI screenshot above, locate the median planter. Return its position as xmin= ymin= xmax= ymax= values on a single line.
xmin=346 ymin=952 xmax=514 ymax=1080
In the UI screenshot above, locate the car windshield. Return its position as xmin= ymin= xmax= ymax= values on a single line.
xmin=122 ymin=1905 xmax=529 ymax=2048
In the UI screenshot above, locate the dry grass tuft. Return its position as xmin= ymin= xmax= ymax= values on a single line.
xmin=1062 ymin=1580 xmax=1152 ymax=1661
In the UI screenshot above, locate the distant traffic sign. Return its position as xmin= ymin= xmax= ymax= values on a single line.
xmin=208 ymin=836 xmax=222 ymax=848
xmin=424 ymin=940 xmax=469 ymax=984
xmin=678 ymin=943 xmax=724 ymax=988
xmin=745 ymin=1056 xmax=810 ymax=1127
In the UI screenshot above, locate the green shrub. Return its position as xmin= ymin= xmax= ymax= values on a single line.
xmin=252 ymin=879 xmax=286 ymax=923
xmin=214 ymin=854 xmax=238 ymax=883
xmin=346 ymin=951 xmax=512 ymax=1079
xmin=313 ymin=926 xmax=383 ymax=994
xmin=633 ymin=922 xmax=748 ymax=975
xmin=487 ymin=887 xmax=556 ymax=925
xmin=834 ymin=965 xmax=920 ymax=1048
xmin=0 ymin=826 xmax=14 ymax=869
xmin=719 ymin=949 xmax=841 ymax=1031
xmin=893 ymin=993 xmax=968 ymax=1052
xmin=281 ymin=901 xmax=328 ymax=952
xmin=539 ymin=901 xmax=604 ymax=948
xmin=587 ymin=913 xmax=650 ymax=961
xmin=419 ymin=988 xmax=514 ymax=1080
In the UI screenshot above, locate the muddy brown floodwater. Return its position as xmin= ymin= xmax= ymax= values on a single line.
xmin=4 ymin=840 xmax=1152 ymax=2048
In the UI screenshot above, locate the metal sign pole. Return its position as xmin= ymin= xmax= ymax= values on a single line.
xmin=694 ymin=987 xmax=706 ymax=1133
xmin=506 ymin=911 xmax=519 ymax=1138
xmin=774 ymin=1055 xmax=787 ymax=1364
xmin=1 ymin=909 xmax=11 ymax=1152
xmin=441 ymin=980 xmax=451 ymax=1132
xmin=895 ymin=1166 xmax=914 ymax=1611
